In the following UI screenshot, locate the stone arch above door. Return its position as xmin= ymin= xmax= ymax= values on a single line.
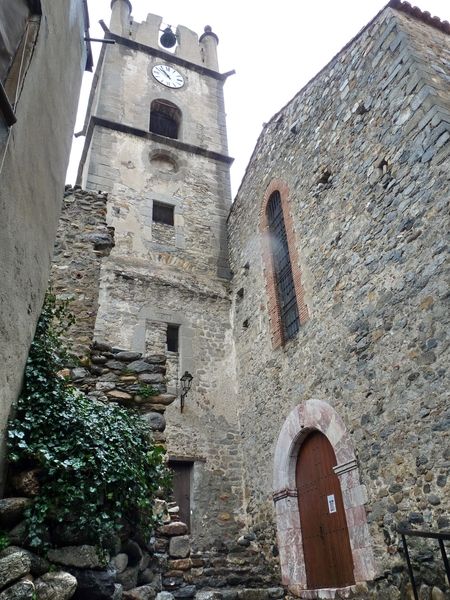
xmin=273 ymin=399 xmax=376 ymax=596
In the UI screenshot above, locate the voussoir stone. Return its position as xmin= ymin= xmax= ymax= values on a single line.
xmin=47 ymin=545 xmax=106 ymax=569
xmin=0 ymin=498 xmax=31 ymax=528
xmin=168 ymin=536 xmax=190 ymax=559
xmin=0 ymin=551 xmax=31 ymax=589
xmin=0 ymin=579 xmax=35 ymax=599
xmin=34 ymin=571 xmax=77 ymax=600
xmin=158 ymin=522 xmax=188 ymax=536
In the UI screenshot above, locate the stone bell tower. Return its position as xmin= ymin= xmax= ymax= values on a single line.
xmin=77 ymin=0 xmax=242 ymax=552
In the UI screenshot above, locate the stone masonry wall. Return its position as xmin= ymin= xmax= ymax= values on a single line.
xmin=229 ymin=6 xmax=449 ymax=598
xmin=50 ymin=186 xmax=114 ymax=357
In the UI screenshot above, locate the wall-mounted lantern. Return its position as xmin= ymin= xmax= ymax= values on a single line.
xmin=180 ymin=371 xmax=193 ymax=412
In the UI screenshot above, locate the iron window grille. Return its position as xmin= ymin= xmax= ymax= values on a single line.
xmin=267 ymin=191 xmax=300 ymax=341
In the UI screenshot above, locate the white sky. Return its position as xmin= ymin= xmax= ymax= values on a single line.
xmin=66 ymin=0 xmax=450 ymax=196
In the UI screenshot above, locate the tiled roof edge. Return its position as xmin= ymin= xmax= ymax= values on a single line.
xmin=388 ymin=0 xmax=450 ymax=34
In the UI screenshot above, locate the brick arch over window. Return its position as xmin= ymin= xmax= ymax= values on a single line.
xmin=272 ymin=400 xmax=376 ymax=596
xmin=260 ymin=180 xmax=308 ymax=348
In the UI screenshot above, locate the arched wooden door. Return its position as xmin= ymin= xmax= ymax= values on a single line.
xmin=296 ymin=431 xmax=355 ymax=589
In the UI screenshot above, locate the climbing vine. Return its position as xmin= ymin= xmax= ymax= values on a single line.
xmin=8 ymin=293 xmax=170 ymax=552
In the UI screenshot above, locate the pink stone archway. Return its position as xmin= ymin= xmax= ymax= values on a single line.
xmin=273 ymin=399 xmax=376 ymax=596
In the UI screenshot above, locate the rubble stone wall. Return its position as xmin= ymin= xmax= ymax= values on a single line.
xmin=229 ymin=7 xmax=449 ymax=598
xmin=50 ymin=186 xmax=114 ymax=357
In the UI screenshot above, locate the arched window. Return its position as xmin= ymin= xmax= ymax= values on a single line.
xmin=266 ymin=190 xmax=300 ymax=342
xmin=149 ymin=99 xmax=181 ymax=139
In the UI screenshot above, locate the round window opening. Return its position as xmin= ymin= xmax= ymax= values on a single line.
xmin=149 ymin=153 xmax=178 ymax=173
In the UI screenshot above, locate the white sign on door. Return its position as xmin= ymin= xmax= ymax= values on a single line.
xmin=327 ymin=494 xmax=337 ymax=514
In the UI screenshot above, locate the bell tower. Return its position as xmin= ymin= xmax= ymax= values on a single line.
xmin=77 ymin=1 xmax=242 ymax=550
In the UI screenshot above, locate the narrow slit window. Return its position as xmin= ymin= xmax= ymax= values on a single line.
xmin=153 ymin=201 xmax=174 ymax=226
xmin=266 ymin=191 xmax=300 ymax=341
xmin=166 ymin=324 xmax=179 ymax=352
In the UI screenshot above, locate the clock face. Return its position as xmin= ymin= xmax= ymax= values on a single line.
xmin=152 ymin=64 xmax=184 ymax=89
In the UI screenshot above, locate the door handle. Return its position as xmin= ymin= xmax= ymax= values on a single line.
xmin=319 ymin=524 xmax=324 ymax=538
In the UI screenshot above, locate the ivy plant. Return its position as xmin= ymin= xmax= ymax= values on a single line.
xmin=8 ymin=293 xmax=170 ymax=552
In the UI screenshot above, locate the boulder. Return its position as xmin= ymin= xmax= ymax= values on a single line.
xmin=137 ymin=569 xmax=156 ymax=586
xmin=167 ymin=559 xmax=191 ymax=571
xmin=105 ymin=361 xmax=126 ymax=371
xmin=115 ymin=352 xmax=142 ymax=362
xmin=34 ymin=571 xmax=77 ymax=600
xmin=111 ymin=554 xmax=128 ymax=574
xmin=122 ymin=585 xmax=156 ymax=600
xmin=71 ymin=368 xmax=90 ymax=380
xmin=121 ymin=541 xmax=142 ymax=567
xmin=47 ymin=545 xmax=106 ymax=569
xmin=117 ymin=566 xmax=139 ymax=591
xmin=0 ymin=551 xmax=31 ymax=589
xmin=138 ymin=374 xmax=164 ymax=384
xmin=126 ymin=361 xmax=154 ymax=374
xmin=144 ymin=356 xmax=166 ymax=364
xmin=93 ymin=342 xmax=113 ymax=353
xmin=143 ymin=395 xmax=175 ymax=407
xmin=7 ymin=522 xmax=27 ymax=546
xmin=142 ymin=413 xmax=166 ymax=432
xmin=0 ymin=546 xmax=49 ymax=576
xmin=0 ymin=580 xmax=35 ymax=599
xmin=172 ymin=586 xmax=196 ymax=598
xmin=0 ymin=498 xmax=31 ymax=528
xmin=70 ymin=568 xmax=116 ymax=600
xmin=113 ymin=585 xmax=123 ymax=600
xmin=156 ymin=594 xmax=174 ymax=600
xmin=158 ymin=523 xmax=187 ymax=537
xmin=168 ymin=536 xmax=190 ymax=559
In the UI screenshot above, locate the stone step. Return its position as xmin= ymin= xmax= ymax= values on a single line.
xmin=195 ymin=588 xmax=285 ymax=600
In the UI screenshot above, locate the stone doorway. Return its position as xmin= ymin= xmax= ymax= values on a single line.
xmin=296 ymin=430 xmax=354 ymax=589
xmin=272 ymin=399 xmax=376 ymax=596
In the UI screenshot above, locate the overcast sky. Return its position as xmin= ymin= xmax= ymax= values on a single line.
xmin=66 ymin=0 xmax=450 ymax=196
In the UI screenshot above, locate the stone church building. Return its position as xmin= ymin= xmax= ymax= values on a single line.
xmin=51 ymin=0 xmax=449 ymax=597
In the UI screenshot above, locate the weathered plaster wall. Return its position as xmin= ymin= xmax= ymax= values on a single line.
xmin=229 ymin=6 xmax=449 ymax=596
xmin=0 ymin=0 xmax=87 ymax=488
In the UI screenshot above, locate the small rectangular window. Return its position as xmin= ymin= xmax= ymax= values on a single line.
xmin=153 ymin=201 xmax=174 ymax=226
xmin=166 ymin=324 xmax=179 ymax=352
